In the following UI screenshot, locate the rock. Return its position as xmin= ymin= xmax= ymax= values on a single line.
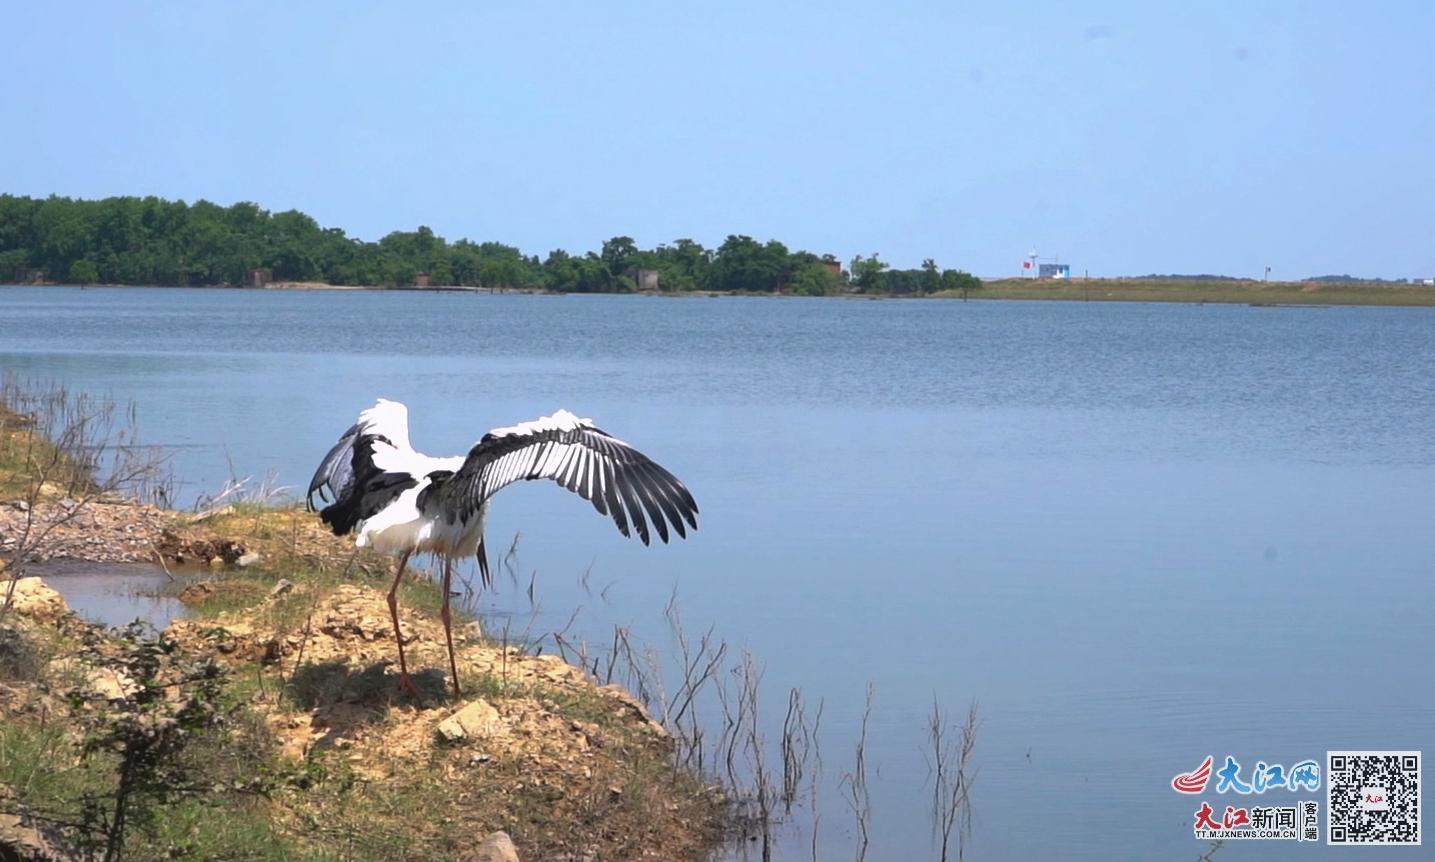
xmin=598 ymin=683 xmax=669 ymax=739
xmin=176 ymin=582 xmax=216 ymax=604
xmin=82 ymin=667 xmax=138 ymax=701
xmin=266 ymin=578 xmax=293 ymax=598
xmin=436 ymin=698 xmax=503 ymax=744
xmin=461 ymin=620 xmax=484 ymax=641
xmin=465 ymin=830 xmax=520 ymax=862
xmin=237 ymin=551 xmax=261 ymax=568
xmin=187 ymin=504 xmax=234 ymax=523
xmin=4 ymin=578 xmax=69 ymax=623
xmin=7 ymin=499 xmax=29 ymax=513
xmin=0 ymin=628 xmax=37 ymax=683
xmin=1 ymin=803 xmax=78 ymax=861
xmin=209 ymin=556 xmax=225 ymax=568
xmin=43 ymin=655 xmax=139 ymax=701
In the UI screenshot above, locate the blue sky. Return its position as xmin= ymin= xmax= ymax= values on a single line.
xmin=3 ymin=2 xmax=1432 ymax=278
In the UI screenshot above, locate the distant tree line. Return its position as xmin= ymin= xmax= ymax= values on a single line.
xmin=1137 ymin=273 xmax=1245 ymax=282
xmin=1302 ymin=274 xmax=1417 ymax=285
xmin=1137 ymin=272 xmax=1420 ymax=285
xmin=0 ymin=194 xmax=980 ymax=296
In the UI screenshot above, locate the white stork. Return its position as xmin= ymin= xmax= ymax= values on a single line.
xmin=306 ymin=399 xmax=698 ymax=698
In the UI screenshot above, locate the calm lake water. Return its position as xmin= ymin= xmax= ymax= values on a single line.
xmin=3 ymin=286 xmax=1432 ymax=860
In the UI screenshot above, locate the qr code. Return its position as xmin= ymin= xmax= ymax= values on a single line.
xmin=1327 ymin=751 xmax=1420 ymax=844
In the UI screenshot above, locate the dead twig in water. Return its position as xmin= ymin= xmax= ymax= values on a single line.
xmin=841 ymin=684 xmax=874 ymax=862
xmin=928 ymin=698 xmax=978 ymax=862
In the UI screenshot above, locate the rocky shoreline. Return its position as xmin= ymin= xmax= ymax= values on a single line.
xmin=0 ymin=496 xmax=247 ymax=566
xmin=2 ymin=495 xmax=723 ymax=861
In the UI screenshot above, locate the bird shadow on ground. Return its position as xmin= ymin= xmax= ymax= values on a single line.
xmin=287 ymin=659 xmax=451 ymax=748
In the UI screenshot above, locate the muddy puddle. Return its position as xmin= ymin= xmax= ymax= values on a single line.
xmin=27 ymin=560 xmax=199 ymax=629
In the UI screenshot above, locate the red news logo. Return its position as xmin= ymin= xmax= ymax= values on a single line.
xmin=1172 ymin=756 xmax=1214 ymax=794
xmin=1195 ymin=802 xmax=1248 ymax=830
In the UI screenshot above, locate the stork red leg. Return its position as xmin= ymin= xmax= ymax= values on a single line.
xmin=440 ymin=558 xmax=461 ymax=699
xmin=386 ymin=550 xmax=420 ymax=697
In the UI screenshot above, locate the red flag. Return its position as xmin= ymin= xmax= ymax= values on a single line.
xmin=1022 ymin=260 xmax=1032 ymax=269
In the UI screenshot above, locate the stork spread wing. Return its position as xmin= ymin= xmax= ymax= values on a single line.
xmin=306 ymin=399 xmax=415 ymax=510
xmin=434 ymin=410 xmax=698 ymax=545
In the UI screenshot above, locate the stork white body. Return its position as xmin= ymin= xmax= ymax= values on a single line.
xmin=353 ymin=480 xmax=476 ymax=556
xmin=307 ymin=398 xmax=699 ymax=697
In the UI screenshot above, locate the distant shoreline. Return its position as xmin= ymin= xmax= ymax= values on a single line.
xmin=958 ymin=277 xmax=1435 ymax=307
xmin=6 ymin=278 xmax=1435 ymax=308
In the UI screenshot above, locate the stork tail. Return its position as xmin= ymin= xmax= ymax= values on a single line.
xmin=477 ymin=536 xmax=493 ymax=589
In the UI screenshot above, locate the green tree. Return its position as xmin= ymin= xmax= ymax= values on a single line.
xmin=449 ymin=240 xmax=482 ymax=285
xmin=921 ymin=258 xmax=941 ymax=294
xmin=707 ymin=235 xmax=788 ymax=292
xmin=940 ymin=268 xmax=982 ymax=293
xmin=544 ymin=251 xmax=619 ymax=293
xmin=601 ymin=236 xmax=638 ymax=274
xmin=789 ymin=262 xmax=843 ymax=296
xmin=68 ymin=258 xmax=99 ymax=284
xmin=893 ymin=271 xmax=918 ymax=293
xmin=849 ymin=253 xmax=889 ymax=292
xmin=473 ymin=241 xmax=542 ymax=288
xmin=0 ymin=191 xmax=981 ymax=297
xmin=0 ymin=195 xmax=41 ymax=255
xmin=646 ymin=238 xmax=710 ymax=291
xmin=0 ymin=248 xmax=30 ymax=280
